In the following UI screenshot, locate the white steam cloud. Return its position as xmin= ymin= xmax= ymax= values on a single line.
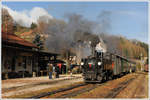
xmin=2 ymin=5 xmax=53 ymax=27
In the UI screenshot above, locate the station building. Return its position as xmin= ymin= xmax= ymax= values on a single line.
xmin=2 ymin=31 xmax=59 ymax=79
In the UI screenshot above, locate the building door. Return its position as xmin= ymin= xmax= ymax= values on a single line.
xmin=11 ymin=57 xmax=16 ymax=71
xmin=32 ymin=55 xmax=36 ymax=72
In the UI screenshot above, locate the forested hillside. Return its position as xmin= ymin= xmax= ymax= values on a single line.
xmin=2 ymin=8 xmax=148 ymax=59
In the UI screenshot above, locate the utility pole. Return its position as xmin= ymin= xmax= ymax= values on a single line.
xmin=140 ymin=53 xmax=143 ymax=71
xmin=66 ymin=50 xmax=70 ymax=74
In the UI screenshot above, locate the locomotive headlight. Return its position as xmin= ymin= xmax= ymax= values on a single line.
xmin=98 ymin=62 xmax=102 ymax=65
xmin=81 ymin=62 xmax=84 ymax=65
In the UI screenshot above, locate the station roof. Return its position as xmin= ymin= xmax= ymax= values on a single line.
xmin=2 ymin=32 xmax=38 ymax=48
xmin=2 ymin=32 xmax=59 ymax=57
xmin=3 ymin=44 xmax=59 ymax=57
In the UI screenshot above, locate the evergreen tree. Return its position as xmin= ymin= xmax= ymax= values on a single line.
xmin=30 ymin=23 xmax=37 ymax=29
xmin=33 ymin=34 xmax=44 ymax=51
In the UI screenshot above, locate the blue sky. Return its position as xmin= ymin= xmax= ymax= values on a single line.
xmin=2 ymin=2 xmax=148 ymax=43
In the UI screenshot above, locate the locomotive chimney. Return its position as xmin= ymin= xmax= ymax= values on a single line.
xmin=89 ymin=41 xmax=96 ymax=57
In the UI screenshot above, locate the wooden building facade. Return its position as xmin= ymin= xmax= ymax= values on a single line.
xmin=2 ymin=32 xmax=58 ymax=79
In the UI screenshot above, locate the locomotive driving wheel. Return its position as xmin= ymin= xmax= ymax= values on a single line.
xmin=97 ymin=74 xmax=103 ymax=82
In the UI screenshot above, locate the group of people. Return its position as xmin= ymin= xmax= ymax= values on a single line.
xmin=47 ymin=63 xmax=60 ymax=79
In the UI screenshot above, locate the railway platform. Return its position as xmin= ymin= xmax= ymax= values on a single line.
xmin=2 ymin=74 xmax=82 ymax=89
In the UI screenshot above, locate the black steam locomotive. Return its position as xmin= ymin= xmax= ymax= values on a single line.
xmin=81 ymin=51 xmax=136 ymax=83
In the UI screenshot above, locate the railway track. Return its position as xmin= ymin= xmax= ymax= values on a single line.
xmin=52 ymin=74 xmax=139 ymax=98
xmin=29 ymin=82 xmax=106 ymax=99
xmin=55 ymin=83 xmax=101 ymax=98
xmin=2 ymin=76 xmax=82 ymax=93
xmin=131 ymin=74 xmax=146 ymax=98
xmin=56 ymin=76 xmax=137 ymax=98
xmin=105 ymin=77 xmax=136 ymax=98
xmin=136 ymin=71 xmax=148 ymax=75
xmin=28 ymin=80 xmax=109 ymax=99
xmin=28 ymin=73 xmax=138 ymax=99
xmin=27 ymin=82 xmax=88 ymax=99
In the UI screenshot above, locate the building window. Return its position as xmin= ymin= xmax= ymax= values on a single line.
xmin=23 ymin=56 xmax=26 ymax=69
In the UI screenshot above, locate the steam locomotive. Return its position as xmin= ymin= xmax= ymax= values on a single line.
xmin=81 ymin=51 xmax=136 ymax=83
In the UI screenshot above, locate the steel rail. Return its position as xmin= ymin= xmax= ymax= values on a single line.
xmin=27 ymin=82 xmax=88 ymax=99
xmin=104 ymin=77 xmax=136 ymax=98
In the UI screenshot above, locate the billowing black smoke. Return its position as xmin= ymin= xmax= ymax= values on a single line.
xmin=39 ymin=11 xmax=121 ymax=63
xmin=44 ymin=13 xmax=100 ymax=61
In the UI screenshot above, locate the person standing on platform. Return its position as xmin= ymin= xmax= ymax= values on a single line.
xmin=53 ymin=64 xmax=56 ymax=78
xmin=56 ymin=65 xmax=59 ymax=78
xmin=58 ymin=64 xmax=62 ymax=74
xmin=48 ymin=63 xmax=53 ymax=79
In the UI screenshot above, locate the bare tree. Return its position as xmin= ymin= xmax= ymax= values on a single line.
xmin=2 ymin=8 xmax=14 ymax=34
